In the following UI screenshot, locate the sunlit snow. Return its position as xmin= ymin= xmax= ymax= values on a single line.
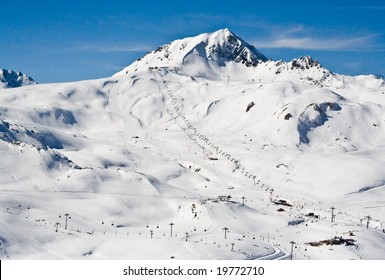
xmin=1 ymin=29 xmax=385 ymax=260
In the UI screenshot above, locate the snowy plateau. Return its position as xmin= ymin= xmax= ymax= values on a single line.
xmin=1 ymin=28 xmax=385 ymax=260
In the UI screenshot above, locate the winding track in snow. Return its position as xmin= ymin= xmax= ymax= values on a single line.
xmin=152 ymin=67 xmax=385 ymax=259
xmin=154 ymin=68 xmax=291 ymax=259
xmin=154 ymin=68 xmax=270 ymax=191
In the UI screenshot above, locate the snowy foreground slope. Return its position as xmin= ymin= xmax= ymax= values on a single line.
xmin=1 ymin=29 xmax=385 ymax=260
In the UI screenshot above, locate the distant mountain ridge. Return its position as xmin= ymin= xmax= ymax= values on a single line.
xmin=0 ymin=69 xmax=36 ymax=89
xmin=115 ymin=28 xmax=383 ymax=89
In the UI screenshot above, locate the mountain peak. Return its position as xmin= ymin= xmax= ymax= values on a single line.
xmin=291 ymin=55 xmax=321 ymax=69
xmin=203 ymin=28 xmax=268 ymax=66
xmin=211 ymin=27 xmax=232 ymax=36
xmin=206 ymin=28 xmax=237 ymax=45
xmin=0 ymin=69 xmax=37 ymax=89
xmin=116 ymin=29 xmax=268 ymax=75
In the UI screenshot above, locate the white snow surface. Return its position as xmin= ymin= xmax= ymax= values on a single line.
xmin=1 ymin=29 xmax=385 ymax=260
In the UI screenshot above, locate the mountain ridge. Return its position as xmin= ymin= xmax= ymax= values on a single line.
xmin=0 ymin=69 xmax=36 ymax=89
xmin=115 ymin=28 xmax=268 ymax=76
xmin=115 ymin=29 xmax=384 ymax=89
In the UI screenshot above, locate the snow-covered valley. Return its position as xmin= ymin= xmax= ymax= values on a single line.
xmin=1 ymin=29 xmax=385 ymax=260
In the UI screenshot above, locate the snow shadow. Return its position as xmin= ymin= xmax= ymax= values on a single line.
xmin=297 ymin=102 xmax=341 ymax=144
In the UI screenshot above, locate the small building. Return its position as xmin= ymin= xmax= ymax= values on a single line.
xmin=306 ymin=212 xmax=320 ymax=219
xmin=217 ymin=195 xmax=231 ymax=202
xmin=271 ymin=198 xmax=293 ymax=207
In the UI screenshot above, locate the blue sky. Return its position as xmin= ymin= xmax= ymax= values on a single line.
xmin=1 ymin=0 xmax=384 ymax=83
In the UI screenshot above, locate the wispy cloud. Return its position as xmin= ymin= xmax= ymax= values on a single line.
xmin=251 ymin=22 xmax=383 ymax=52
xmin=254 ymin=34 xmax=380 ymax=51
xmin=327 ymin=6 xmax=385 ymax=10
xmin=73 ymin=44 xmax=151 ymax=53
xmin=23 ymin=42 xmax=153 ymax=55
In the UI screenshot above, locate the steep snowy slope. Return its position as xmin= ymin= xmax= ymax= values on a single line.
xmin=1 ymin=29 xmax=385 ymax=260
xmin=0 ymin=69 xmax=36 ymax=88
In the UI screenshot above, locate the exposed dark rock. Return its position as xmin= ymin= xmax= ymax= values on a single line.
xmin=284 ymin=113 xmax=292 ymax=120
xmin=246 ymin=102 xmax=255 ymax=112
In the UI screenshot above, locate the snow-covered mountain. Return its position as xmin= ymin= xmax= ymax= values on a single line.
xmin=1 ymin=29 xmax=385 ymax=260
xmin=0 ymin=69 xmax=36 ymax=89
xmin=117 ymin=28 xmax=267 ymax=78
